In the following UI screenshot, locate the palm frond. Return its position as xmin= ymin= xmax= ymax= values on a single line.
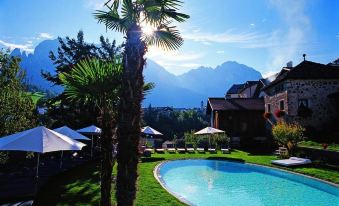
xmin=59 ymin=58 xmax=122 ymax=107
xmin=143 ymin=25 xmax=183 ymax=50
xmin=142 ymin=0 xmax=189 ymax=26
xmin=94 ymin=10 xmax=130 ymax=33
xmin=143 ymin=82 xmax=155 ymax=94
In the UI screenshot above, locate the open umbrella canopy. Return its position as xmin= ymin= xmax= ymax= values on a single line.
xmin=0 ymin=126 xmax=86 ymax=153
xmin=194 ymin=127 xmax=225 ymax=135
xmin=141 ymin=126 xmax=163 ymax=135
xmin=76 ymin=125 xmax=102 ymax=135
xmin=54 ymin=126 xmax=90 ymax=141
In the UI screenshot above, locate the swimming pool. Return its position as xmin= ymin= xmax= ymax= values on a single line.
xmin=155 ymin=159 xmax=339 ymax=206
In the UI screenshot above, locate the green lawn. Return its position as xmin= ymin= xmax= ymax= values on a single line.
xmin=298 ymin=141 xmax=339 ymax=151
xmin=34 ymin=150 xmax=339 ymax=206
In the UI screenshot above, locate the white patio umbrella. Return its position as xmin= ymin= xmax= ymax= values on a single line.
xmin=194 ymin=127 xmax=225 ymax=147
xmin=54 ymin=126 xmax=90 ymax=140
xmin=54 ymin=126 xmax=90 ymax=168
xmin=0 ymin=126 xmax=86 ymax=179
xmin=141 ymin=126 xmax=163 ymax=136
xmin=141 ymin=126 xmax=163 ymax=146
xmin=76 ymin=125 xmax=101 ymax=159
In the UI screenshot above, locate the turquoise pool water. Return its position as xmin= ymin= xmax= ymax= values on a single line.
xmin=156 ymin=160 xmax=339 ymax=206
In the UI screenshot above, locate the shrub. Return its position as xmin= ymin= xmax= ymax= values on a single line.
xmin=272 ymin=121 xmax=305 ymax=155
xmin=274 ymin=109 xmax=285 ymax=118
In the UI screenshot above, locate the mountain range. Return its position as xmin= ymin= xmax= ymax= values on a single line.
xmin=11 ymin=39 xmax=262 ymax=108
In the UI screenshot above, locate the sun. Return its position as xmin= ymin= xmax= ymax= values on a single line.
xmin=141 ymin=22 xmax=155 ymax=36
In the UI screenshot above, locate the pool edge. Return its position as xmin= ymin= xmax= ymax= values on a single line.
xmin=153 ymin=158 xmax=338 ymax=206
xmin=153 ymin=160 xmax=195 ymax=206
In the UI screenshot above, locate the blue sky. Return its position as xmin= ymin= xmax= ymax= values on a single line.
xmin=0 ymin=0 xmax=338 ymax=76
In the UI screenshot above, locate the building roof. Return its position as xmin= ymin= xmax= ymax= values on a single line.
xmin=226 ymin=84 xmax=246 ymax=95
xmin=238 ymin=81 xmax=259 ymax=92
xmin=263 ymin=61 xmax=339 ymax=90
xmin=206 ymin=97 xmax=264 ymax=114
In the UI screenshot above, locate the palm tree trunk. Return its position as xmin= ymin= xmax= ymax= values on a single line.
xmin=116 ymin=24 xmax=145 ymax=206
xmin=100 ymin=103 xmax=117 ymax=206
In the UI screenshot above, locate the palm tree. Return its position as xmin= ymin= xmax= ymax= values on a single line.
xmin=94 ymin=1 xmax=189 ymax=205
xmin=59 ymin=58 xmax=122 ymax=206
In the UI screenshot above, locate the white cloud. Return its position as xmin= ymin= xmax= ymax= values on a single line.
xmin=84 ymin=0 xmax=106 ymax=9
xmin=38 ymin=33 xmax=54 ymax=39
xmin=216 ymin=50 xmax=224 ymax=54
xmin=250 ymin=23 xmax=255 ymax=27
xmin=0 ymin=40 xmax=34 ymax=53
xmin=146 ymin=46 xmax=204 ymax=62
xmin=145 ymin=46 xmax=205 ymax=75
xmin=267 ymin=0 xmax=311 ymax=69
xmin=262 ymin=70 xmax=278 ymax=78
xmin=183 ymin=29 xmax=267 ymax=44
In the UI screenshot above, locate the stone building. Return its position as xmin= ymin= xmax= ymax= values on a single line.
xmin=262 ymin=60 xmax=339 ymax=128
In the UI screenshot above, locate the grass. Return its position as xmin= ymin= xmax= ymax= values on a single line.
xmin=298 ymin=141 xmax=339 ymax=151
xmin=34 ymin=150 xmax=339 ymax=206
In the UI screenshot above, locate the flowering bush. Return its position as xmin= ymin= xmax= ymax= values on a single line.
xmin=322 ymin=143 xmax=328 ymax=150
xmin=274 ymin=109 xmax=285 ymax=118
xmin=272 ymin=122 xmax=305 ymax=155
xmin=263 ymin=112 xmax=272 ymax=120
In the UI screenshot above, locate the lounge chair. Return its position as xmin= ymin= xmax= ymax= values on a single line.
xmin=208 ymin=145 xmax=217 ymax=153
xmin=154 ymin=144 xmax=165 ymax=153
xmin=196 ymin=143 xmax=206 ymax=153
xmin=175 ymin=141 xmax=186 ymax=153
xmin=186 ymin=144 xmax=195 ymax=153
xmin=177 ymin=147 xmax=186 ymax=153
xmin=166 ymin=144 xmax=176 ymax=153
xmin=145 ymin=147 xmax=154 ymax=153
xmin=271 ymin=157 xmax=312 ymax=167
xmin=221 ymin=145 xmax=230 ymax=154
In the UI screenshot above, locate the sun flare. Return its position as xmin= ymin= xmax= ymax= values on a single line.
xmin=141 ymin=22 xmax=155 ymax=36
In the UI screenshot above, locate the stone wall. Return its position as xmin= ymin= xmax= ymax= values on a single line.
xmin=264 ymin=79 xmax=339 ymax=128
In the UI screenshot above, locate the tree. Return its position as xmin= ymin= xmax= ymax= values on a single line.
xmin=59 ymin=58 xmax=122 ymax=206
xmin=94 ymin=1 xmax=189 ymax=205
xmin=0 ymin=50 xmax=36 ymax=137
xmin=43 ymin=31 xmax=121 ymax=129
xmin=272 ymin=121 xmax=305 ymax=155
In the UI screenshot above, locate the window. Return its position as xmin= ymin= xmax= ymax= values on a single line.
xmin=279 ymin=100 xmax=285 ymax=110
xmin=274 ymin=83 xmax=285 ymax=93
xmin=298 ymin=99 xmax=309 ymax=108
xmin=267 ymin=104 xmax=271 ymax=113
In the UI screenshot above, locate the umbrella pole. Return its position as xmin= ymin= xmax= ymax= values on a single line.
xmin=91 ymin=135 xmax=93 ymax=159
xmin=36 ymin=153 xmax=40 ymax=180
xmin=59 ymin=151 xmax=64 ymax=169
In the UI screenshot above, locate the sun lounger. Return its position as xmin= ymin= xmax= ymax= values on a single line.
xmin=197 ymin=147 xmax=205 ymax=153
xmin=186 ymin=144 xmax=195 ymax=153
xmin=177 ymin=147 xmax=186 ymax=153
xmin=208 ymin=147 xmax=217 ymax=153
xmin=166 ymin=144 xmax=176 ymax=153
xmin=221 ymin=145 xmax=230 ymax=154
xmin=271 ymin=157 xmax=312 ymax=167
xmin=145 ymin=148 xmax=154 ymax=153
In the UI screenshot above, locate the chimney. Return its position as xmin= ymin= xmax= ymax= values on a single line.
xmin=303 ymin=54 xmax=306 ymax=61
xmin=286 ymin=61 xmax=293 ymax=67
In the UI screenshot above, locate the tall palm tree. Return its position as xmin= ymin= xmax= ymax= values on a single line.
xmin=94 ymin=1 xmax=189 ymax=205
xmin=59 ymin=58 xmax=122 ymax=206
